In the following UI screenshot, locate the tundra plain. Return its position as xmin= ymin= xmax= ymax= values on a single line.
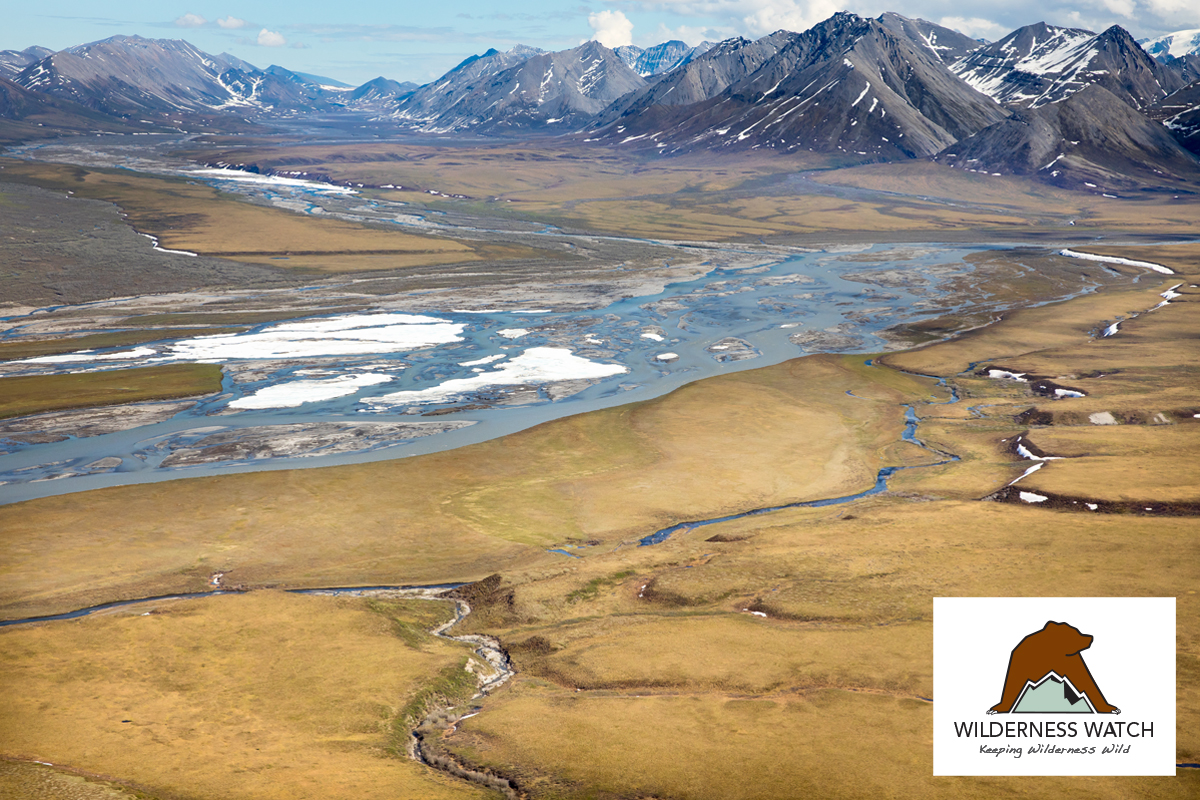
xmin=0 ymin=139 xmax=1196 ymax=799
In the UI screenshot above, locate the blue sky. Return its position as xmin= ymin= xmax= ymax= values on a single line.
xmin=6 ymin=2 xmax=1198 ymax=86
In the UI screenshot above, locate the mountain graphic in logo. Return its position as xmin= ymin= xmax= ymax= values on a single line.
xmin=988 ymin=621 xmax=1120 ymax=714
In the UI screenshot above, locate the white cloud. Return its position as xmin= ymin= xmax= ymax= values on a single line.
xmin=739 ymin=0 xmax=844 ymax=37
xmin=589 ymin=9 xmax=635 ymax=47
xmin=1099 ymin=0 xmax=1136 ymax=16
xmin=939 ymin=16 xmax=1009 ymax=40
xmin=598 ymin=0 xmax=1199 ymax=48
xmin=217 ymin=16 xmax=247 ymax=30
xmin=645 ymin=22 xmax=734 ymax=47
xmin=174 ymin=13 xmax=207 ymax=28
xmin=1144 ymin=0 xmax=1196 ymax=15
xmin=257 ymin=28 xmax=287 ymax=47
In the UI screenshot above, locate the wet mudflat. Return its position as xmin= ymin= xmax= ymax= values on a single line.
xmin=0 ymin=237 xmax=1008 ymax=501
xmin=0 ymin=137 xmax=1137 ymax=503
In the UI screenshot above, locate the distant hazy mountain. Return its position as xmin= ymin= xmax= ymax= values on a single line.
xmin=291 ymin=70 xmax=354 ymax=89
xmin=9 ymin=35 xmax=355 ymax=118
xmin=614 ymin=41 xmax=715 ymax=76
xmin=0 ymin=73 xmax=102 ymax=122
xmin=1 ymin=14 xmax=1198 ymax=192
xmin=595 ymin=32 xmax=796 ymax=127
xmin=1140 ymin=28 xmax=1200 ymax=61
xmin=394 ymin=41 xmax=644 ymax=132
xmin=391 ymin=45 xmax=544 ymax=125
xmin=345 ymin=77 xmax=419 ymax=111
xmin=1141 ymin=29 xmax=1200 ymax=86
xmin=15 ymin=36 xmax=249 ymax=116
xmin=0 ymin=73 xmax=150 ymax=143
xmin=595 ymin=13 xmax=1008 ymax=159
xmin=0 ymin=45 xmax=53 ymax=79
xmin=877 ymin=13 xmax=983 ymax=64
xmin=952 ymin=23 xmax=1181 ymax=110
xmin=934 ymin=84 xmax=1200 ymax=190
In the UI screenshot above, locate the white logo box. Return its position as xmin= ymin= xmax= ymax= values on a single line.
xmin=933 ymin=597 xmax=1176 ymax=776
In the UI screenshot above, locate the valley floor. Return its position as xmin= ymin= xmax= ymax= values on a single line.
xmin=1 ymin=241 xmax=1196 ymax=799
xmin=0 ymin=142 xmax=1196 ymax=799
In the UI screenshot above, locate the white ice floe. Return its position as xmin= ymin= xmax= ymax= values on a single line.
xmin=459 ymin=354 xmax=507 ymax=366
xmin=1058 ymin=249 xmax=1174 ymax=274
xmin=1150 ymin=283 xmax=1185 ymax=310
xmin=1019 ymin=491 xmax=1049 ymax=503
xmin=1086 ymin=503 xmax=1098 ymax=510
xmin=1016 ymin=442 xmax=1062 ymax=461
xmin=165 ymin=313 xmax=465 ymax=361
xmin=655 ymin=353 xmax=679 ymax=362
xmin=1007 ymin=462 xmax=1044 ymax=486
xmin=20 ymin=346 xmax=159 ymax=364
xmin=1089 ymin=411 xmax=1118 ymax=425
xmin=186 ymin=168 xmax=357 ymax=195
xmin=138 ymin=232 xmax=198 ymax=257
xmin=228 ymin=373 xmax=394 ymax=410
xmin=363 ymin=347 xmax=628 ymax=407
xmin=744 ymin=610 xmax=769 ymax=618
xmin=1054 ymin=388 xmax=1085 ymax=398
xmin=1102 ymin=321 xmax=1121 ymax=337
xmin=988 ymin=369 xmax=1027 ymax=381
xmin=780 ymin=323 xmax=801 ymax=329
xmin=23 ymin=314 xmax=465 ymax=364
xmin=497 ymin=328 xmax=530 ymax=339
xmin=640 ymin=332 xmax=665 ymax=342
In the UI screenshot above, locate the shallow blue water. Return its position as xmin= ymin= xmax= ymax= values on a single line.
xmin=0 ymin=241 xmax=991 ymax=504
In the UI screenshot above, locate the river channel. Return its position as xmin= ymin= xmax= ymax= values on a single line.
xmin=0 ymin=136 xmax=1111 ymax=505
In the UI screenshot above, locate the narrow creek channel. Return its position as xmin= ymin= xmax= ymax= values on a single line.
xmin=1 ymin=371 xmax=966 ymax=797
xmin=1 ymin=584 xmax=521 ymax=796
xmin=637 ymin=360 xmax=961 ymax=546
xmin=7 ymin=378 xmax=1199 ymax=788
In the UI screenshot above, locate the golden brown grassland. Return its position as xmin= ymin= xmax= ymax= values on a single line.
xmin=0 ymin=364 xmax=222 ymax=419
xmin=0 ymin=758 xmax=149 ymax=800
xmin=1 ymin=245 xmax=1196 ymax=799
xmin=0 ymin=158 xmax=547 ymax=271
xmin=181 ymin=142 xmax=1200 ymax=240
xmin=0 ymin=591 xmax=488 ymax=800
xmin=0 ymin=353 xmax=924 ymax=620
xmin=431 ymin=245 xmax=1198 ymax=798
xmin=812 ymin=161 xmax=1200 ymax=236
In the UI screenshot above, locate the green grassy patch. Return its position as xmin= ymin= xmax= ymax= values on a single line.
xmin=0 ymin=330 xmax=244 ymax=363
xmin=565 ymin=570 xmax=638 ymax=604
xmin=393 ymin=658 xmax=479 ymax=753
xmin=121 ymin=310 xmax=359 ymax=327
xmin=0 ymin=364 xmax=223 ymax=419
xmin=365 ymin=598 xmax=456 ymax=649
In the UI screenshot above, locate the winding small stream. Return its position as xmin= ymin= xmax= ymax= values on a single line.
xmin=637 ymin=360 xmax=960 ymax=546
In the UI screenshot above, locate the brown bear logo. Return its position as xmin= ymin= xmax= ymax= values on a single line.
xmin=988 ymin=621 xmax=1120 ymax=714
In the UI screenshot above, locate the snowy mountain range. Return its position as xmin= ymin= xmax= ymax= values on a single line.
xmin=3 ymin=14 xmax=1200 ymax=191
xmin=390 ymin=41 xmax=644 ymax=132
xmin=614 ymin=41 xmax=715 ymax=77
xmin=592 ymin=13 xmax=1008 ymax=159
xmin=1140 ymin=28 xmax=1200 ymax=61
xmin=951 ymin=23 xmax=1182 ymax=109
